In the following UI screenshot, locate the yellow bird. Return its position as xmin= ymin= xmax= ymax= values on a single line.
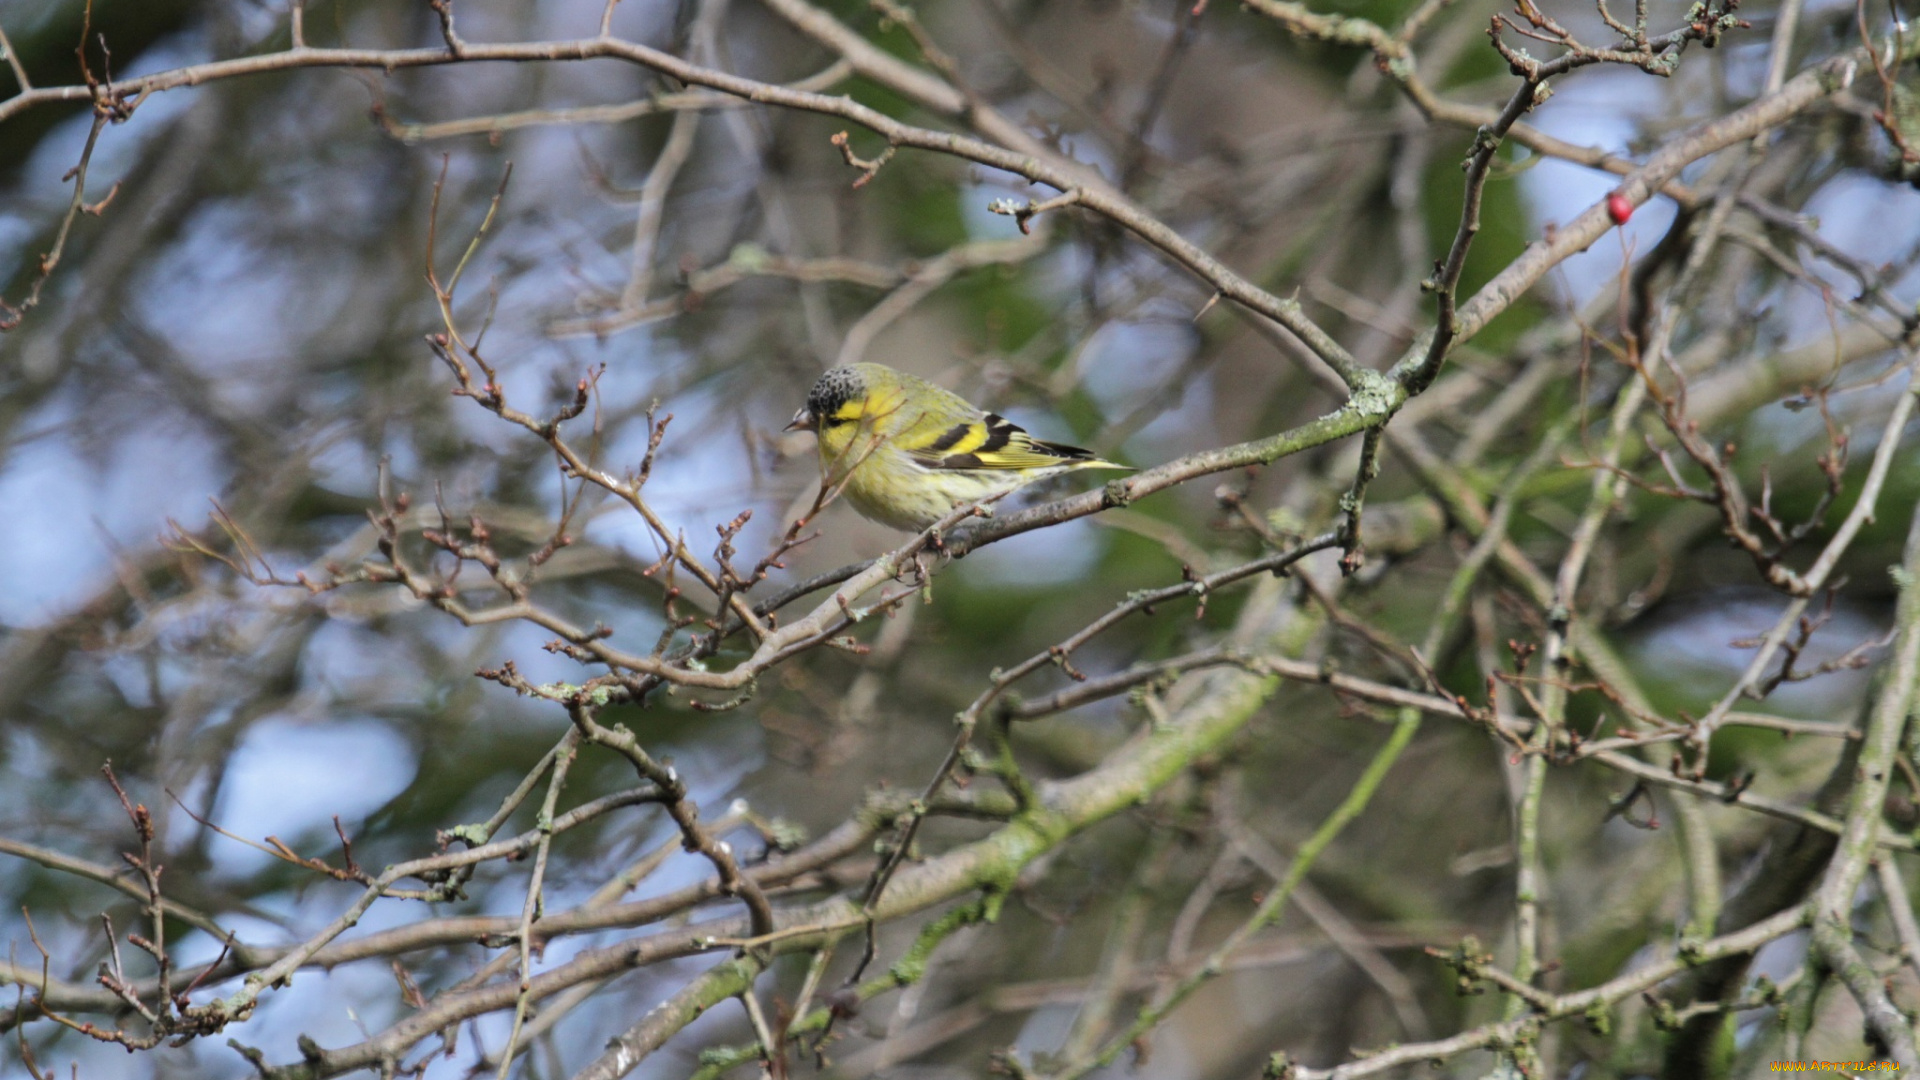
xmin=785 ymin=363 xmax=1127 ymax=531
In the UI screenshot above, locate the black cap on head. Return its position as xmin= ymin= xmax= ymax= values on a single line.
xmin=805 ymin=366 xmax=865 ymax=421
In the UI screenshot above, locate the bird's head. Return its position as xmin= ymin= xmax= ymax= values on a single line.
xmin=786 ymin=365 xmax=871 ymax=443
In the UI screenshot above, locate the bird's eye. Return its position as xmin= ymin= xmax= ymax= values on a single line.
xmin=822 ymin=415 xmax=854 ymax=428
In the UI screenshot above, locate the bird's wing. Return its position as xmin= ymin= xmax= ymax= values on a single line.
xmin=904 ymin=412 xmax=1104 ymax=471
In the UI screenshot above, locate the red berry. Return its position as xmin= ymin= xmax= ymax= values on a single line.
xmin=1607 ymin=192 xmax=1633 ymax=226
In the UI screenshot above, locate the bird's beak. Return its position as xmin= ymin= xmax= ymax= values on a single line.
xmin=784 ymin=408 xmax=814 ymax=433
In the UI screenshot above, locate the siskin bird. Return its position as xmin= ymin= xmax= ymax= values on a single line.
xmin=785 ymin=362 xmax=1127 ymax=531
